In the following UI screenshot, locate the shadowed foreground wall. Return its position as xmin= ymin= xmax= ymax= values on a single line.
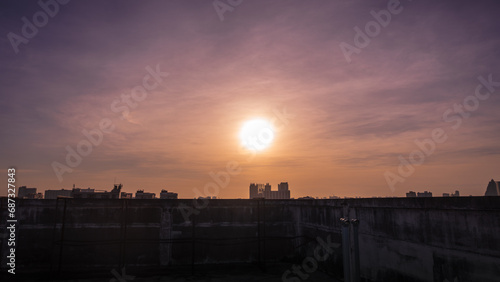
xmin=0 ymin=197 xmax=499 ymax=281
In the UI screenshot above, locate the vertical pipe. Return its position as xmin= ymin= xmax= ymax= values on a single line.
xmin=119 ymin=199 xmax=128 ymax=269
xmin=191 ymin=206 xmax=196 ymax=275
xmin=257 ymin=199 xmax=261 ymax=267
xmin=57 ymin=199 xmax=67 ymax=277
xmin=123 ymin=200 xmax=128 ymax=266
xmin=351 ymin=219 xmax=360 ymax=282
xmin=119 ymin=200 xmax=124 ymax=268
xmin=262 ymin=198 xmax=266 ymax=272
xmin=340 ymin=218 xmax=351 ymax=282
xmin=50 ymin=198 xmax=60 ymax=275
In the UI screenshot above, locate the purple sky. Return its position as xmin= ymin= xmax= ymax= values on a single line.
xmin=1 ymin=0 xmax=499 ymax=198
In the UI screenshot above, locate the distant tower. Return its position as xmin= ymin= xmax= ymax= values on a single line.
xmin=406 ymin=191 xmax=417 ymax=197
xmin=249 ymin=182 xmax=290 ymax=199
xmin=249 ymin=183 xmax=259 ymax=199
xmin=109 ymin=183 xmax=122 ymax=199
xmin=264 ymin=183 xmax=271 ymax=198
xmin=485 ymin=179 xmax=500 ymax=196
xmin=278 ymin=182 xmax=290 ymax=199
xmin=278 ymin=182 xmax=288 ymax=192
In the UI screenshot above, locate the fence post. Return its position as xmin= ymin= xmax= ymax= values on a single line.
xmin=340 ymin=217 xmax=351 ymax=282
xmin=351 ymin=219 xmax=360 ymax=282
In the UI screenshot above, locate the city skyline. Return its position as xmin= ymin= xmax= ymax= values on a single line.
xmin=14 ymin=178 xmax=500 ymax=199
xmin=1 ymin=0 xmax=500 ymax=200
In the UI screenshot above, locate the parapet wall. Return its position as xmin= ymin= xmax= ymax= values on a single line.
xmin=0 ymin=197 xmax=499 ymax=281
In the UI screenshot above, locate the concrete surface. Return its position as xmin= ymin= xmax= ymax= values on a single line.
xmin=0 ymin=197 xmax=499 ymax=281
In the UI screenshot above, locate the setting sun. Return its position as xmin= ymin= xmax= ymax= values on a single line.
xmin=239 ymin=119 xmax=275 ymax=151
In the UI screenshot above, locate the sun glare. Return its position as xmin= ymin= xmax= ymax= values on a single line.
xmin=239 ymin=119 xmax=275 ymax=151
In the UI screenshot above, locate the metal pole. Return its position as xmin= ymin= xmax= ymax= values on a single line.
xmin=351 ymin=219 xmax=360 ymax=282
xmin=340 ymin=218 xmax=351 ymax=282
xmin=191 ymin=205 xmax=196 ymax=275
xmin=257 ymin=199 xmax=261 ymax=267
xmin=50 ymin=198 xmax=60 ymax=276
xmin=119 ymin=199 xmax=128 ymax=269
xmin=262 ymin=198 xmax=266 ymax=272
xmin=57 ymin=199 xmax=67 ymax=277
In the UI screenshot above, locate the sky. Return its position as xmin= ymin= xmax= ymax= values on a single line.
xmin=1 ymin=0 xmax=499 ymax=198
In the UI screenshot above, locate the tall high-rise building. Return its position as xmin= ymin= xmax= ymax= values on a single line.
xmin=485 ymin=179 xmax=500 ymax=196
xmin=249 ymin=183 xmax=259 ymax=199
xmin=249 ymin=182 xmax=290 ymax=199
xmin=278 ymin=182 xmax=288 ymax=192
xmin=277 ymin=182 xmax=290 ymax=199
xmin=265 ymin=183 xmax=271 ymax=193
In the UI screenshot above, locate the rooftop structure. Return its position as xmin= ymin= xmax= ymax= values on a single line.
xmin=160 ymin=189 xmax=178 ymax=199
xmin=72 ymin=184 xmax=121 ymax=199
xmin=406 ymin=191 xmax=417 ymax=198
xmin=135 ymin=189 xmax=155 ymax=199
xmin=18 ymin=186 xmax=42 ymax=199
xmin=44 ymin=189 xmax=73 ymax=199
xmin=417 ymin=191 xmax=432 ymax=197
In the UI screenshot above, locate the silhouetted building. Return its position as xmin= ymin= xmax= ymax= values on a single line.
xmin=485 ymin=179 xmax=500 ymax=196
xmin=44 ymin=189 xmax=72 ymax=199
xmin=72 ymin=184 xmax=121 ymax=199
xmin=275 ymin=182 xmax=291 ymax=199
xmin=18 ymin=186 xmax=42 ymax=199
xmin=135 ymin=190 xmax=155 ymax=199
xmin=417 ymin=191 xmax=432 ymax=197
xmin=120 ymin=192 xmax=133 ymax=199
xmin=406 ymin=191 xmax=417 ymax=198
xmin=18 ymin=186 xmax=36 ymax=198
xmin=443 ymin=190 xmax=459 ymax=197
xmin=249 ymin=183 xmax=264 ymax=199
xmin=72 ymin=188 xmax=95 ymax=198
xmin=249 ymin=182 xmax=290 ymax=199
xmin=109 ymin=184 xmax=122 ymax=198
xmin=160 ymin=190 xmax=178 ymax=199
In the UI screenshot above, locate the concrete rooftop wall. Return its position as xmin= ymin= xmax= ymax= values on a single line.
xmin=0 ymin=197 xmax=499 ymax=281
